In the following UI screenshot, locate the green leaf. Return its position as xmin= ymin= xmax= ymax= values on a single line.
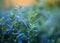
xmin=0 ymin=17 xmax=4 ymax=22
xmin=10 ymin=13 xmax=15 ymax=19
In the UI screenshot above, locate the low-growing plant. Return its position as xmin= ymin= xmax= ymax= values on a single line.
xmin=0 ymin=1 xmax=60 ymax=43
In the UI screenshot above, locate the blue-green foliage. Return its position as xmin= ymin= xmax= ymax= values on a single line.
xmin=0 ymin=3 xmax=60 ymax=43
